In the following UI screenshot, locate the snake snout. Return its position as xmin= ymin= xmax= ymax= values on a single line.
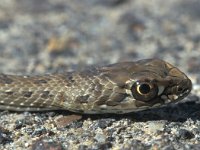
xmin=167 ymin=79 xmax=192 ymax=101
xmin=179 ymin=79 xmax=192 ymax=93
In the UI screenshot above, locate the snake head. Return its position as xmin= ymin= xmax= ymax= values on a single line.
xmin=158 ymin=60 xmax=192 ymax=103
xmin=96 ymin=59 xmax=192 ymax=113
xmin=123 ymin=59 xmax=192 ymax=111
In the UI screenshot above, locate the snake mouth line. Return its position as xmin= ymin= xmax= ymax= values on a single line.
xmin=162 ymin=88 xmax=191 ymax=104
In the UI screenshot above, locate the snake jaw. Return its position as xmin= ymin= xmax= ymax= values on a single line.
xmin=166 ymin=88 xmax=191 ymax=101
xmin=163 ymin=77 xmax=192 ymax=103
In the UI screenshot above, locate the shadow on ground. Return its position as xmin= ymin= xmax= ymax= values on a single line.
xmin=79 ymin=94 xmax=200 ymax=122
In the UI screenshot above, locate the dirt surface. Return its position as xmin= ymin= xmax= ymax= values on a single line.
xmin=0 ymin=0 xmax=200 ymax=149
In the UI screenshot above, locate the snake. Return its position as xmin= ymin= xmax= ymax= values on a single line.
xmin=0 ymin=59 xmax=192 ymax=114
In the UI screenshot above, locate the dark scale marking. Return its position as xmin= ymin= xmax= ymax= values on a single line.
xmin=88 ymin=86 xmax=95 ymax=92
xmin=105 ymin=101 xmax=119 ymax=106
xmin=95 ymin=95 xmax=109 ymax=106
xmin=66 ymin=82 xmax=72 ymax=87
xmin=75 ymin=95 xmax=90 ymax=103
xmin=106 ymin=94 xmax=128 ymax=106
xmin=65 ymin=73 xmax=76 ymax=86
xmin=66 ymin=73 xmax=75 ymax=82
xmin=5 ymin=91 xmax=14 ymax=95
xmin=33 ymin=79 xmax=48 ymax=84
xmin=113 ymin=93 xmax=129 ymax=102
xmin=41 ymin=91 xmax=50 ymax=99
xmin=0 ymin=74 xmax=13 ymax=84
xmin=23 ymin=91 xmax=33 ymax=98
xmin=68 ymin=76 xmax=74 ymax=82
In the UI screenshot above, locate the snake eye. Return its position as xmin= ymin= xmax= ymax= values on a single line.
xmin=131 ymin=81 xmax=158 ymax=101
xmin=137 ymin=83 xmax=151 ymax=95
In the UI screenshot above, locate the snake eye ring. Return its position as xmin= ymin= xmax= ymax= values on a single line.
xmin=131 ymin=81 xmax=158 ymax=101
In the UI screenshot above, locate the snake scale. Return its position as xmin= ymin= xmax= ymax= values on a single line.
xmin=0 ymin=59 xmax=192 ymax=114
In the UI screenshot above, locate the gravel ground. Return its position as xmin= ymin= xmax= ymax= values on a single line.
xmin=0 ymin=0 xmax=200 ymax=149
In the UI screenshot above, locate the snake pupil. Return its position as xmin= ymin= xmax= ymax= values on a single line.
xmin=139 ymin=83 xmax=151 ymax=94
xmin=131 ymin=81 xmax=158 ymax=102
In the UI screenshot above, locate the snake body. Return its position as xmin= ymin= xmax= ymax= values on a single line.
xmin=0 ymin=59 xmax=192 ymax=114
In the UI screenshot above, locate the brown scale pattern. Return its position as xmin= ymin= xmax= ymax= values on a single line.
xmin=0 ymin=59 xmax=192 ymax=114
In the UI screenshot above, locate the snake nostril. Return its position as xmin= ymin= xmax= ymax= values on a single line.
xmin=177 ymin=86 xmax=183 ymax=92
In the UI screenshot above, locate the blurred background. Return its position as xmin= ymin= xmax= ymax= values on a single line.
xmin=0 ymin=0 xmax=199 ymax=76
xmin=1 ymin=0 xmax=200 ymax=149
